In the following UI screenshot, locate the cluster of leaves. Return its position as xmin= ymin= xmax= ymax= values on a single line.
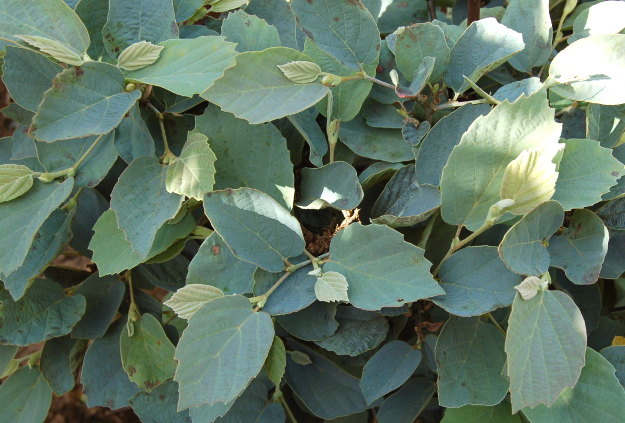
xmin=1 ymin=0 xmax=625 ymax=422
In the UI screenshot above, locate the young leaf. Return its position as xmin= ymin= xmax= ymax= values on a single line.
xmin=0 ymin=366 xmax=52 ymax=423
xmin=30 ymin=62 xmax=141 ymax=142
xmin=0 ymin=279 xmax=86 ymax=345
xmin=440 ymin=91 xmax=561 ymax=231
xmin=0 ymin=178 xmax=73 ymax=276
xmin=120 ymin=313 xmax=177 ymax=391
xmin=298 ymin=162 xmax=363 ymax=210
xmin=174 ymin=295 xmax=274 ymax=409
xmin=315 ymin=271 xmax=349 ymax=303
xmin=164 ymin=284 xmax=224 ymax=319
xmin=395 ymin=23 xmax=450 ymax=83
xmin=125 ymin=36 xmax=237 ymax=97
xmin=117 ymin=40 xmax=164 ymax=71
xmin=166 ymin=133 xmax=217 ymax=200
xmin=324 ymin=223 xmax=444 ymax=310
xmin=16 ymin=35 xmax=84 ymax=66
xmin=203 ymin=188 xmax=305 ymax=272
xmin=514 ymin=275 xmax=548 ymax=300
xmin=111 ymin=156 xmax=184 ymax=258
xmin=207 ymin=0 xmax=247 ymax=13
xmin=360 ymin=341 xmax=422 ymax=404
xmin=278 ymin=60 xmax=322 ymax=84
xmin=445 ymin=18 xmax=524 ymax=93
xmin=0 ymin=163 xmax=33 ymax=203
xmin=549 ymin=34 xmax=625 ymax=105
xmin=436 ymin=316 xmax=508 ymax=407
xmin=505 ymin=290 xmax=587 ymax=412
xmin=499 ymin=200 xmax=564 ymax=277
xmin=264 ymin=336 xmax=287 ymax=387
xmin=548 ymin=209 xmax=609 ymax=285
xmin=203 ymin=47 xmax=330 ymax=124
xmin=290 ymin=0 xmax=380 ymax=70
xmin=432 ymin=246 xmax=522 ymax=317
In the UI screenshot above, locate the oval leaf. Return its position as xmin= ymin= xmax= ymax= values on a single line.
xmin=315 ymin=271 xmax=349 ymax=303
xmin=0 ymin=163 xmax=33 ymax=203
xmin=166 ymin=133 xmax=217 ymax=200
xmin=164 ymin=284 xmax=224 ymax=319
xmin=117 ymin=40 xmax=164 ymax=71
xmin=297 ymin=161 xmax=363 ymax=210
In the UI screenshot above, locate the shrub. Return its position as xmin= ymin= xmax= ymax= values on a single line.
xmin=1 ymin=0 xmax=625 ymax=422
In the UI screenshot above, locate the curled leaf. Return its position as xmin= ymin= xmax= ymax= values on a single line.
xmin=0 ymin=164 xmax=34 ymax=203
xmin=207 ymin=0 xmax=248 ymax=13
xmin=514 ymin=275 xmax=549 ymax=300
xmin=117 ymin=41 xmax=164 ymax=71
xmin=278 ymin=60 xmax=322 ymax=84
xmin=16 ymin=35 xmax=84 ymax=66
xmin=314 ymin=271 xmax=349 ymax=303
xmin=163 ymin=284 xmax=224 ymax=319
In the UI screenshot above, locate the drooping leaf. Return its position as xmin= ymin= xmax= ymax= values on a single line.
xmin=395 ymin=23 xmax=450 ymax=83
xmin=221 ymin=10 xmax=281 ymax=53
xmin=501 ymin=0 xmax=552 ymax=73
xmin=1 ymin=46 xmax=63 ymax=112
xmin=440 ymin=91 xmax=561 ymax=231
xmin=254 ymin=264 xmax=317 ymax=315
xmin=290 ymin=0 xmax=380 ymax=70
xmin=286 ymin=108 xmax=328 ymax=167
xmin=0 ymin=178 xmax=73 ymax=277
xmin=284 ymin=339 xmax=369 ymax=420
xmin=194 ymin=104 xmax=294 ymax=209
xmin=138 ymin=254 xmax=189 ymax=291
xmin=549 ymin=34 xmax=625 ymax=105
xmin=203 ymin=47 xmax=330 ymax=124
xmin=499 ymin=200 xmax=564 ymax=277
xmin=298 ymin=162 xmax=363 ymax=210
xmin=551 ymin=138 xmax=623 ymax=211
xmin=186 ymin=232 xmax=256 ymax=294
xmin=71 ymin=272 xmax=126 ymax=339
xmin=358 ymin=161 xmax=403 ymax=189
xmin=416 ymin=103 xmax=491 ymax=186
xmin=436 ymin=316 xmax=508 ymax=407
xmin=0 ymin=278 xmax=85 ymax=345
xmin=129 ymin=379 xmax=191 ymax=423
xmin=81 ymin=318 xmax=140 ymax=409
xmin=445 ymin=18 xmax=524 ymax=93
xmin=0 ymin=0 xmax=89 ymax=54
xmin=276 ymin=302 xmax=339 ymax=341
xmin=75 ymin=0 xmax=109 ymax=60
xmin=114 ymin=103 xmax=156 ymax=163
xmin=30 ymin=62 xmax=141 ymax=142
xmin=203 ymin=188 xmax=305 ymax=272
xmin=360 ymin=340 xmax=422 ymax=405
xmin=324 ymin=223 xmax=444 ymax=310
xmin=304 ymin=39 xmax=377 ymax=122
xmin=117 ymin=41 xmax=163 ymax=71
xmin=339 ymin=114 xmax=414 ymax=162
xmin=505 ymin=290 xmax=587 ymax=412
xmin=16 ymin=34 xmax=84 ymax=66
xmin=315 ymin=306 xmax=388 ymax=356
xmin=0 ymin=366 xmax=52 ymax=423
xmin=121 ymin=313 xmax=177 ymax=391
xmin=125 ymin=37 xmax=237 ymax=97
xmin=522 ymin=348 xmax=625 ymax=423
xmin=376 ymin=377 xmax=437 ymax=423
xmin=315 ymin=271 xmax=350 ymax=303
xmin=547 ymin=209 xmax=608 ymax=285
xmin=362 ymin=103 xmax=404 ymax=129
xmin=40 ymin=335 xmax=88 ymax=395
xmin=433 ymin=246 xmax=522 ymax=316
xmin=102 ymin=0 xmax=178 ymax=58
xmin=493 ymin=77 xmax=543 ymax=103
xmin=264 ymin=336 xmax=287 ymax=387
xmin=164 ymin=284 xmax=224 ymax=319
xmin=441 ymin=403 xmax=522 ymax=423
xmin=111 ymin=156 xmax=184 ymax=257
xmin=166 ymin=133 xmax=216 ymax=200
xmin=598 ymin=198 xmax=625 ymax=230
xmin=371 ymin=165 xmax=441 ymax=227
xmin=174 ymin=295 xmax=274 ymax=409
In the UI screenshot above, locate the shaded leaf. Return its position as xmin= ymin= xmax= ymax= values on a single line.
xmin=376 ymin=377 xmax=436 ymax=423
xmin=40 ymin=335 xmax=88 ymax=395
xmin=276 ymin=302 xmax=339 ymax=341
xmin=0 ymin=366 xmax=52 ymax=423
xmin=441 ymin=403 xmax=521 ymax=423
xmin=129 ymin=379 xmax=191 ymax=423
xmin=298 ymin=162 xmax=363 ymax=210
xmin=264 ymin=336 xmax=287 ymax=387
xmin=254 ymin=264 xmax=317 ymax=315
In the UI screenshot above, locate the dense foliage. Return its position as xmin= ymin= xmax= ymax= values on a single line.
xmin=1 ymin=0 xmax=625 ymax=422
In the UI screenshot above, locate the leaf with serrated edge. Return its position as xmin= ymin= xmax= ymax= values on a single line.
xmin=209 ymin=0 xmax=248 ymax=13
xmin=203 ymin=188 xmax=305 ymax=272
xmin=125 ymin=37 xmax=237 ymax=97
xmin=315 ymin=271 xmax=349 ymax=302
xmin=117 ymin=41 xmax=163 ymax=71
xmin=505 ymin=290 xmax=586 ymax=412
xmin=164 ymin=284 xmax=224 ymax=319
xmin=166 ymin=133 xmax=217 ymax=200
xmin=30 ymin=62 xmax=141 ymax=142
xmin=440 ymin=91 xmax=562 ymax=231
xmin=324 ymin=223 xmax=443 ymax=310
xmin=0 ymin=164 xmax=33 ymax=203
xmin=203 ymin=47 xmax=329 ymax=124
xmin=264 ymin=336 xmax=286 ymax=387
xmin=278 ymin=61 xmax=322 ymax=84
xmin=16 ymin=35 xmax=83 ymax=66
xmin=174 ymin=295 xmax=274 ymax=409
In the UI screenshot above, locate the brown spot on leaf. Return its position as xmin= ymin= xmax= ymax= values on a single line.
xmin=75 ymin=67 xmax=84 ymax=79
xmin=211 ymin=245 xmax=221 ymax=255
xmin=127 ymin=366 xmax=137 ymax=376
xmin=612 ymin=171 xmax=620 ymax=177
xmin=333 ymin=17 xmax=339 ymax=22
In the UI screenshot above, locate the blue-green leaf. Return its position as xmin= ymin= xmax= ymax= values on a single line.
xmin=254 ymin=264 xmax=316 ymax=315
xmin=72 ymin=272 xmax=125 ymax=339
xmin=298 ymin=162 xmax=363 ymax=210
xmin=276 ymin=302 xmax=339 ymax=341
xmin=441 ymin=403 xmax=522 ymax=423
xmin=600 ymin=346 xmax=625 ymax=388
xmin=75 ymin=0 xmax=109 ymax=60
xmin=114 ymin=103 xmax=156 ymax=163
xmin=221 ymin=10 xmax=281 ymax=52
xmin=395 ymin=23 xmax=450 ymax=83
xmin=376 ymin=377 xmax=436 ymax=423
xmin=129 ymin=379 xmax=191 ymax=423
xmin=40 ymin=335 xmax=87 ymax=395
xmin=0 ymin=366 xmax=52 ymax=423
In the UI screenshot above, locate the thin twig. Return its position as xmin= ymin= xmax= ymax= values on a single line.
xmin=279 ymin=396 xmax=299 ymax=423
